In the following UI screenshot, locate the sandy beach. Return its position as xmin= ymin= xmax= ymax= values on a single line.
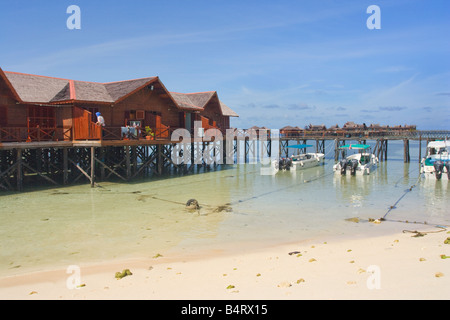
xmin=0 ymin=222 xmax=449 ymax=301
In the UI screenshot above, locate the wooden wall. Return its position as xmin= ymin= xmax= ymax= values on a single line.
xmin=79 ymin=84 xmax=183 ymax=129
xmin=198 ymin=97 xmax=229 ymax=130
xmin=0 ymin=77 xmax=18 ymax=126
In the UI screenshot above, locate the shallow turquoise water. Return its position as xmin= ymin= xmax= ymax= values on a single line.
xmin=0 ymin=140 xmax=448 ymax=276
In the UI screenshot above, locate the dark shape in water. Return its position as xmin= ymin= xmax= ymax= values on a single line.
xmin=433 ymin=161 xmax=444 ymax=180
xmin=186 ymin=199 xmax=200 ymax=210
xmin=213 ymin=204 xmax=232 ymax=213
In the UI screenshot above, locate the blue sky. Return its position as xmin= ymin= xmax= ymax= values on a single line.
xmin=1 ymin=0 xmax=449 ymax=129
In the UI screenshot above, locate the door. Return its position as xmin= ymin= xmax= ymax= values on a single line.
xmin=185 ymin=112 xmax=191 ymax=132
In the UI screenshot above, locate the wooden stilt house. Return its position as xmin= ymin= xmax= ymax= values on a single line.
xmin=0 ymin=67 xmax=238 ymax=142
xmin=170 ymin=91 xmax=238 ymax=133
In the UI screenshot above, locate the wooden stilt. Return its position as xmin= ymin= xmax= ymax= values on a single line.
xmin=418 ymin=136 xmax=422 ymax=163
xmin=16 ymin=149 xmax=23 ymax=191
xmin=63 ymin=147 xmax=68 ymax=184
xmin=157 ymin=144 xmax=163 ymax=175
xmin=334 ymin=139 xmax=346 ymax=161
xmin=404 ymin=139 xmax=410 ymax=163
xmin=126 ymin=145 xmax=131 ymax=179
xmin=316 ymin=140 xmax=325 ymax=154
xmin=374 ymin=139 xmax=388 ymax=162
xmin=90 ymin=147 xmax=95 ymax=188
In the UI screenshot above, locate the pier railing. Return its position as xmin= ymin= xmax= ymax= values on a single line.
xmin=0 ymin=126 xmax=72 ymax=142
xmin=277 ymin=129 xmax=449 ymax=140
xmin=1 ymin=126 xmax=449 ymax=143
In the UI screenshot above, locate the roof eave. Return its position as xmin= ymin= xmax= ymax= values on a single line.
xmin=0 ymin=67 xmax=23 ymax=103
xmin=112 ymin=77 xmax=159 ymax=104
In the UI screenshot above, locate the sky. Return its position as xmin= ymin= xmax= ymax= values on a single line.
xmin=0 ymin=0 xmax=449 ymax=130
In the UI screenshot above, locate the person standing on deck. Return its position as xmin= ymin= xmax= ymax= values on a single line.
xmin=96 ymin=112 xmax=105 ymax=126
xmin=96 ymin=112 xmax=105 ymax=138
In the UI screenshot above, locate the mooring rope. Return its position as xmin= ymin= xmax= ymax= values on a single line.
xmin=381 ymin=173 xmax=422 ymax=220
xmin=377 ymin=167 xmax=450 ymax=231
xmin=393 ymin=165 xmax=421 ymax=187
xmin=227 ymin=168 xmax=335 ymax=206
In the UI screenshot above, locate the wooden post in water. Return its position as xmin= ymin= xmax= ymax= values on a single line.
xmin=301 ymin=139 xmax=307 ymax=154
xmin=384 ymin=140 xmax=388 ymax=161
xmin=403 ymin=139 xmax=410 ymax=163
xmin=244 ymin=138 xmax=248 ymax=163
xmin=418 ymin=136 xmax=422 ymax=163
xmin=157 ymin=144 xmax=163 ymax=175
xmin=90 ymin=147 xmax=95 ymax=188
xmin=334 ymin=139 xmax=346 ymax=161
xmin=16 ymin=148 xmax=23 ymax=191
xmin=132 ymin=146 xmax=137 ymax=176
xmin=374 ymin=139 xmax=388 ymax=162
xmin=63 ymin=147 xmax=68 ymax=185
xmin=125 ymin=145 xmax=131 ymax=179
xmin=316 ymin=139 xmax=325 ymax=154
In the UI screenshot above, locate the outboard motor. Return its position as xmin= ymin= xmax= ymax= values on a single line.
xmin=433 ymin=160 xmax=444 ymax=180
xmin=285 ymin=158 xmax=292 ymax=170
xmin=445 ymin=162 xmax=450 ymax=179
xmin=279 ymin=158 xmax=287 ymax=170
xmin=349 ymin=159 xmax=359 ymax=175
xmin=339 ymin=159 xmax=348 ymax=175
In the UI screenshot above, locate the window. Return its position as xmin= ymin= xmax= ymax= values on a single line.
xmin=27 ymin=105 xmax=55 ymax=128
xmin=127 ymin=110 xmax=145 ymax=120
xmin=125 ymin=110 xmax=146 ymax=126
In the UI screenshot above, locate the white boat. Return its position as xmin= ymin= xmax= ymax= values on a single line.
xmin=420 ymin=141 xmax=450 ymax=180
xmin=333 ymin=144 xmax=378 ymax=175
xmin=283 ymin=144 xmax=324 ymax=170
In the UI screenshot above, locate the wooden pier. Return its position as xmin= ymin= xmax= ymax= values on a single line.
xmin=278 ymin=129 xmax=449 ymax=162
xmin=0 ymin=138 xmax=222 ymax=191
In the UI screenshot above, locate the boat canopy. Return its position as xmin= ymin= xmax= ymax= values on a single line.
xmin=427 ymin=141 xmax=450 ymax=149
xmin=287 ymin=144 xmax=313 ymax=149
xmin=339 ymin=144 xmax=371 ymax=149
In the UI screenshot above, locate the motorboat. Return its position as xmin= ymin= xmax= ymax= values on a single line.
xmin=420 ymin=140 xmax=450 ymax=180
xmin=283 ymin=144 xmax=325 ymax=170
xmin=333 ymin=144 xmax=378 ymax=175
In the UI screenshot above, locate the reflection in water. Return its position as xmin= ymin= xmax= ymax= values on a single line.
xmin=420 ymin=178 xmax=449 ymax=222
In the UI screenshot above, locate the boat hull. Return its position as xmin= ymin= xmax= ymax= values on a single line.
xmin=420 ymin=141 xmax=450 ymax=180
xmin=333 ymin=153 xmax=378 ymax=176
xmin=291 ymin=153 xmax=324 ymax=170
xmin=421 ymin=161 xmax=450 ymax=180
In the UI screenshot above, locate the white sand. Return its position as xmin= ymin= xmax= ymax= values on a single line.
xmin=1 ymin=223 xmax=449 ymax=300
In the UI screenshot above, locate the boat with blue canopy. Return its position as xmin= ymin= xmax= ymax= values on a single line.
xmin=421 ymin=140 xmax=450 ymax=180
xmin=333 ymin=144 xmax=378 ymax=175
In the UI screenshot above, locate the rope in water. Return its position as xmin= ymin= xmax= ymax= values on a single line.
xmin=381 ymin=173 xmax=422 ymax=220
xmin=379 ymin=167 xmax=450 ymax=233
